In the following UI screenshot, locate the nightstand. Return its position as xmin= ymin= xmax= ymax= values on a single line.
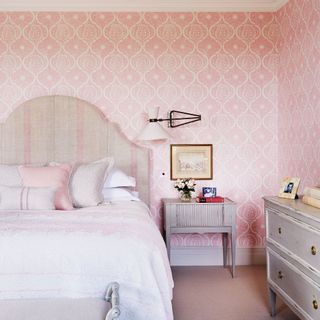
xmin=163 ymin=198 xmax=237 ymax=277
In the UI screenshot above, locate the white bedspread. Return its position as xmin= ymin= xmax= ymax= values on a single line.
xmin=0 ymin=202 xmax=174 ymax=320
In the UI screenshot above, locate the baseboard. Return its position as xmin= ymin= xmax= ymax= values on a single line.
xmin=170 ymin=247 xmax=266 ymax=266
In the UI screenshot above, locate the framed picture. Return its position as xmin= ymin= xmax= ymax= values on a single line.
xmin=202 ymin=187 xmax=216 ymax=197
xmin=170 ymin=144 xmax=213 ymax=180
xmin=278 ymin=177 xmax=300 ymax=199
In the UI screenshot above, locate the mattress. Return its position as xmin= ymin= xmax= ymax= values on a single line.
xmin=0 ymin=202 xmax=173 ymax=320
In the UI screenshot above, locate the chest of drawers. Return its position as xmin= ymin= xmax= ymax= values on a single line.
xmin=264 ymin=196 xmax=320 ymax=320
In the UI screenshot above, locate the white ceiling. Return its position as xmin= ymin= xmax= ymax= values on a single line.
xmin=0 ymin=0 xmax=289 ymax=12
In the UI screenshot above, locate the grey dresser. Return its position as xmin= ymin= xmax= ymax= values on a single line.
xmin=163 ymin=198 xmax=237 ymax=277
xmin=264 ymin=196 xmax=320 ymax=319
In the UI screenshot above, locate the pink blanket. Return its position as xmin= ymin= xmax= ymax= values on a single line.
xmin=0 ymin=202 xmax=174 ymax=320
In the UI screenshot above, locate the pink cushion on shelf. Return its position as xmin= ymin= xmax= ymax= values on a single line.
xmin=18 ymin=164 xmax=73 ymax=210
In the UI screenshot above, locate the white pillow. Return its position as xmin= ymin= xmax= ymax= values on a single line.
xmin=70 ymin=157 xmax=114 ymax=207
xmin=0 ymin=186 xmax=55 ymax=210
xmin=102 ymin=187 xmax=140 ymax=202
xmin=0 ymin=165 xmax=22 ymax=186
xmin=104 ymin=168 xmax=136 ymax=188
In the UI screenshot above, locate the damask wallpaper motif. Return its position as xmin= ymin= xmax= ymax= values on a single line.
xmin=0 ymin=12 xmax=280 ymax=248
xmin=277 ymin=0 xmax=320 ymax=192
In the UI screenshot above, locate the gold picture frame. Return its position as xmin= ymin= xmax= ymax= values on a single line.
xmin=278 ymin=177 xmax=300 ymax=199
xmin=170 ymin=144 xmax=213 ymax=180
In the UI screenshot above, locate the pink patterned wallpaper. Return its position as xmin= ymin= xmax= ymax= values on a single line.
xmin=277 ymin=0 xmax=320 ymax=192
xmin=0 ymin=12 xmax=280 ymax=248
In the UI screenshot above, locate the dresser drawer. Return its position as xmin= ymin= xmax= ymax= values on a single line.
xmin=168 ymin=204 xmax=228 ymax=227
xmin=267 ymin=209 xmax=320 ymax=273
xmin=268 ymin=249 xmax=320 ymax=319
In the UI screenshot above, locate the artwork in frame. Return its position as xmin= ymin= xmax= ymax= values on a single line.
xmin=278 ymin=177 xmax=300 ymax=199
xmin=170 ymin=144 xmax=213 ymax=180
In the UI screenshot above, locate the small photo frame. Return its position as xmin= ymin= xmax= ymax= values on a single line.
xmin=278 ymin=177 xmax=300 ymax=199
xmin=202 ymin=187 xmax=216 ymax=198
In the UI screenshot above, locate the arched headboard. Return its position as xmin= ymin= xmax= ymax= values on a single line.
xmin=0 ymin=96 xmax=150 ymax=205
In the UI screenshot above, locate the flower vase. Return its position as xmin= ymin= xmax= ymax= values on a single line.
xmin=180 ymin=191 xmax=192 ymax=202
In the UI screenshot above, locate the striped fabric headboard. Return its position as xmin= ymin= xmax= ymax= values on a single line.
xmin=0 ymin=95 xmax=150 ymax=205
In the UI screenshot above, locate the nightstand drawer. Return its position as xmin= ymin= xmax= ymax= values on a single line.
xmin=267 ymin=209 xmax=320 ymax=273
xmin=268 ymin=249 xmax=320 ymax=319
xmin=170 ymin=204 xmax=224 ymax=227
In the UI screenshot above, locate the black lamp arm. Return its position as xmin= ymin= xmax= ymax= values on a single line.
xmin=149 ymin=110 xmax=201 ymax=128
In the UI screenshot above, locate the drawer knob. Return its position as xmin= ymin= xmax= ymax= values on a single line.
xmin=278 ymin=271 xmax=284 ymax=279
xmin=278 ymin=227 xmax=282 ymax=234
xmin=313 ymin=300 xmax=318 ymax=310
xmin=311 ymin=246 xmax=317 ymax=256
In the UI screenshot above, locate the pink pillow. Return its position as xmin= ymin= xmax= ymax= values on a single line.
xmin=18 ymin=164 xmax=73 ymax=210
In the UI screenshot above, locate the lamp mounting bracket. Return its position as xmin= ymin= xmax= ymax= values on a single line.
xmin=149 ymin=110 xmax=201 ymax=128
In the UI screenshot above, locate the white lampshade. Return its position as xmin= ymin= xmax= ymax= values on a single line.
xmin=137 ymin=107 xmax=170 ymax=141
xmin=137 ymin=122 xmax=170 ymax=140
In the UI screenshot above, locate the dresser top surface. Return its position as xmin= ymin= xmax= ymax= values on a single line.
xmin=163 ymin=198 xmax=235 ymax=205
xmin=264 ymin=196 xmax=320 ymax=223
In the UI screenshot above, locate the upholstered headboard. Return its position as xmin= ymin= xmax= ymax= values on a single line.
xmin=0 ymin=96 xmax=150 ymax=204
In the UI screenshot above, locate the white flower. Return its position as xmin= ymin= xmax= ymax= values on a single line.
xmin=187 ymin=181 xmax=193 ymax=188
xmin=178 ymin=182 xmax=185 ymax=188
xmin=174 ymin=178 xmax=196 ymax=191
xmin=174 ymin=179 xmax=181 ymax=187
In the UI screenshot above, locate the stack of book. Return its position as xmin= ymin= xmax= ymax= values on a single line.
xmin=302 ymin=187 xmax=320 ymax=209
xmin=196 ymin=195 xmax=224 ymax=203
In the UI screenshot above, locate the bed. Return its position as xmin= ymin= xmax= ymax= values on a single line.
xmin=0 ymin=96 xmax=174 ymax=320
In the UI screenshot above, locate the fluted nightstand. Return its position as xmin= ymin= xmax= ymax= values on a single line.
xmin=163 ymin=198 xmax=237 ymax=277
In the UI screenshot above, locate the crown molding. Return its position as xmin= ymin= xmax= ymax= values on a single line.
xmin=0 ymin=0 xmax=289 ymax=12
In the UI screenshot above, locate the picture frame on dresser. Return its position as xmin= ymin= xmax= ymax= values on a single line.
xmin=278 ymin=177 xmax=300 ymax=199
xmin=170 ymin=144 xmax=213 ymax=180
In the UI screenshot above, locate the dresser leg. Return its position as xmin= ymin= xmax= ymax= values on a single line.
xmin=269 ymin=287 xmax=276 ymax=317
xmin=222 ymin=233 xmax=228 ymax=268
xmin=231 ymin=230 xmax=236 ymax=278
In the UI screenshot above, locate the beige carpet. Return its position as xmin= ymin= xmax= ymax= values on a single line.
xmin=172 ymin=266 xmax=300 ymax=320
